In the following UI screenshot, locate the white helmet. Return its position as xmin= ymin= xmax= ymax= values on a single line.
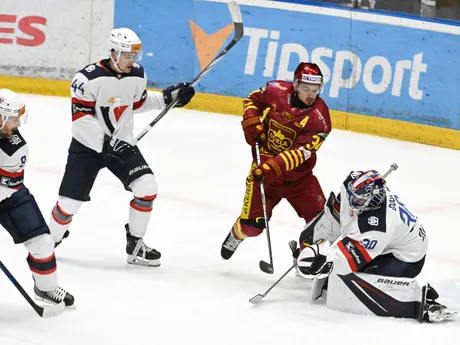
xmin=108 ymin=28 xmax=143 ymax=67
xmin=0 ymin=89 xmax=27 ymax=130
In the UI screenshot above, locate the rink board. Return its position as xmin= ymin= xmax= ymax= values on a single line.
xmin=1 ymin=0 xmax=460 ymax=149
xmin=113 ymin=0 xmax=460 ymax=131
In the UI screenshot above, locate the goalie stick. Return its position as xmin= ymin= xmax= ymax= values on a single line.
xmin=132 ymin=0 xmax=244 ymax=145
xmin=0 ymin=260 xmax=65 ymax=318
xmin=249 ymin=241 xmax=298 ymax=304
xmin=382 ymin=162 xmax=398 ymax=178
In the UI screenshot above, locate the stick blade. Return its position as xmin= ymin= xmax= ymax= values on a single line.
xmin=259 ymin=260 xmax=274 ymax=274
xmin=38 ymin=301 xmax=66 ymax=318
xmin=249 ymin=294 xmax=264 ymax=304
xmin=228 ymin=1 xmax=242 ymax=23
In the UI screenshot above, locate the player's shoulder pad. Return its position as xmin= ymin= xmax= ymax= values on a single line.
xmin=77 ymin=62 xmax=112 ymax=81
xmin=315 ymin=96 xmax=329 ymax=109
xmin=0 ymin=130 xmax=26 ymax=157
xmin=265 ymin=80 xmax=293 ymax=94
xmin=123 ymin=62 xmax=145 ymax=79
xmin=357 ymin=206 xmax=387 ymax=234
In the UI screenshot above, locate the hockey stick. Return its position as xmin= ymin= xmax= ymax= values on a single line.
xmin=249 ymin=264 xmax=296 ymax=304
xmin=250 ymin=241 xmax=298 ymax=303
xmin=382 ymin=162 xmax=398 ymax=178
xmin=255 ymin=141 xmax=275 ymax=274
xmin=0 ymin=260 xmax=65 ymax=318
xmin=132 ymin=1 xmax=244 ymax=145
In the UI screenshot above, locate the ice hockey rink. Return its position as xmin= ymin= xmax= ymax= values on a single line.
xmin=0 ymin=93 xmax=459 ymax=345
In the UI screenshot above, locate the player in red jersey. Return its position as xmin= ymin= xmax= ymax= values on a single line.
xmin=221 ymin=62 xmax=332 ymax=260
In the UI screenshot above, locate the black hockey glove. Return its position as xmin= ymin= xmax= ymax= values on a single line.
xmin=102 ymin=134 xmax=136 ymax=163
xmin=163 ymin=82 xmax=195 ymax=107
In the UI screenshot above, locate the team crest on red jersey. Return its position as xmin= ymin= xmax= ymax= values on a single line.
xmin=267 ymin=120 xmax=296 ymax=154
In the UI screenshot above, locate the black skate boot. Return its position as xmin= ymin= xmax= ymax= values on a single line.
xmin=34 ymin=285 xmax=75 ymax=309
xmin=418 ymin=284 xmax=457 ymax=322
xmin=125 ymin=224 xmax=161 ymax=267
xmin=221 ymin=230 xmax=243 ymax=260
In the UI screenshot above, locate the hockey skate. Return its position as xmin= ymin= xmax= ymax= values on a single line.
xmin=221 ymin=230 xmax=243 ymax=260
xmin=418 ymin=284 xmax=457 ymax=322
xmin=125 ymin=224 xmax=161 ymax=267
xmin=34 ymin=285 xmax=75 ymax=309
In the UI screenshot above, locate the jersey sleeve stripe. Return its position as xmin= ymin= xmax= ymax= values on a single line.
xmin=133 ymin=89 xmax=148 ymax=110
xmin=133 ymin=98 xmax=146 ymax=110
xmin=72 ymin=112 xmax=93 ymax=122
xmin=71 ymin=97 xmax=95 ymax=108
xmin=0 ymin=168 xmax=24 ymax=178
xmin=337 ymin=240 xmax=358 ymax=271
xmin=337 ymin=237 xmax=372 ymax=271
xmin=71 ymin=97 xmax=95 ymax=121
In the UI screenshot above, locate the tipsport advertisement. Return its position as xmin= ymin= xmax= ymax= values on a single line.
xmin=114 ymin=0 xmax=460 ymax=130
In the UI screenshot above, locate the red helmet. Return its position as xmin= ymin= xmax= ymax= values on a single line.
xmin=293 ymin=62 xmax=323 ymax=85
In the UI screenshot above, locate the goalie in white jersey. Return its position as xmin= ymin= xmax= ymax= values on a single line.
xmin=295 ymin=169 xmax=455 ymax=322
xmin=0 ymin=89 xmax=74 ymax=309
xmin=48 ymin=28 xmax=195 ymax=267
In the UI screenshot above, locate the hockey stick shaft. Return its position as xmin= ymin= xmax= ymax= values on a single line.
xmin=255 ymin=141 xmax=274 ymax=274
xmin=263 ymin=263 xmax=296 ymax=296
xmin=0 ymin=260 xmax=64 ymax=318
xmin=249 ymin=264 xmax=296 ymax=304
xmin=133 ymin=1 xmax=244 ymax=145
xmin=382 ymin=162 xmax=398 ymax=179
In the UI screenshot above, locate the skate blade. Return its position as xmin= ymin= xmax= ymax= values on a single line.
xmin=35 ymin=295 xmax=76 ymax=310
xmin=42 ymin=302 xmax=65 ymax=317
xmin=127 ymin=255 xmax=161 ymax=267
xmin=430 ymin=310 xmax=458 ymax=322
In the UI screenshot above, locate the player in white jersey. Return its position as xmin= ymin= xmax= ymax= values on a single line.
xmin=295 ymin=170 xmax=455 ymax=322
xmin=0 ymin=89 xmax=74 ymax=309
xmin=48 ymin=28 xmax=195 ymax=267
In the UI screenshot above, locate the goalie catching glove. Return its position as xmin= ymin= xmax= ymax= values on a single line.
xmin=297 ymin=242 xmax=335 ymax=279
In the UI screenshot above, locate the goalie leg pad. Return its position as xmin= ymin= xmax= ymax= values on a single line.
xmin=326 ymin=272 xmax=423 ymax=319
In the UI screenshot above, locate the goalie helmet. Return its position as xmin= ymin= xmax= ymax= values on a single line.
xmin=108 ymin=28 xmax=143 ymax=64
xmin=293 ymin=62 xmax=323 ymax=94
xmin=0 ymin=89 xmax=27 ymax=130
xmin=346 ymin=170 xmax=386 ymax=211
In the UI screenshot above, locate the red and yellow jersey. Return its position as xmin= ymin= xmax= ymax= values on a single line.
xmin=243 ymin=80 xmax=331 ymax=181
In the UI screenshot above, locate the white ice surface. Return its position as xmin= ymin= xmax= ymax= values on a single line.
xmin=0 ymin=94 xmax=459 ymax=345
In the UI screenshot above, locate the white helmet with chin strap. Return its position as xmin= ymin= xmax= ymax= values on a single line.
xmin=0 ymin=89 xmax=27 ymax=130
xmin=108 ymin=28 xmax=143 ymax=72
